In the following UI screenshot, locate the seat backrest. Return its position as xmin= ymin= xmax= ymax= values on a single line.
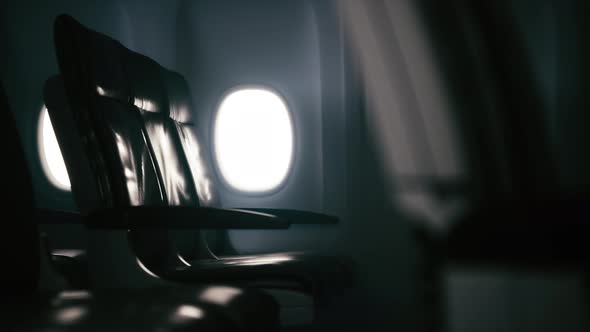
xmin=162 ymin=70 xmax=220 ymax=208
xmin=53 ymin=15 xmax=169 ymax=210
xmin=51 ymin=15 xmax=222 ymax=270
xmin=53 ymin=14 xmax=220 ymax=211
xmin=126 ymin=52 xmax=202 ymax=207
xmin=121 ymin=36 xmax=220 ymax=209
xmin=44 ymin=76 xmax=104 ymax=214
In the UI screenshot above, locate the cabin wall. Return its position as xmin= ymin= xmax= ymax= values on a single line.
xmin=175 ymin=0 xmax=326 ymax=252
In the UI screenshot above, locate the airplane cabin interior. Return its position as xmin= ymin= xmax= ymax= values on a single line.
xmin=1 ymin=0 xmax=589 ymax=331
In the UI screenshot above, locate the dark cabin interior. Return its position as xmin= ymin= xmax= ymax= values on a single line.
xmin=1 ymin=0 xmax=589 ymax=331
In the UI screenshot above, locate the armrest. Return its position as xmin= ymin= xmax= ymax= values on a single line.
xmin=86 ymin=206 xmax=290 ymax=230
xmin=235 ymin=208 xmax=339 ymax=225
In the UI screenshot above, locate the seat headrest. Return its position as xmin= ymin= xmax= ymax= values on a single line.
xmin=55 ymin=15 xmax=130 ymax=104
xmin=124 ymin=51 xmax=170 ymax=116
xmin=164 ymin=71 xmax=193 ymax=124
xmin=55 ymin=14 xmax=169 ymax=115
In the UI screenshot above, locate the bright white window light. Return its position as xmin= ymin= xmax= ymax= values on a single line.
xmin=214 ymin=88 xmax=294 ymax=193
xmin=39 ymin=106 xmax=71 ymax=191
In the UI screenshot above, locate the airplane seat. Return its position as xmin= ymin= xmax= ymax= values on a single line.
xmin=0 ymin=80 xmax=276 ymax=332
xmin=65 ymin=11 xmax=351 ymax=289
xmin=122 ymin=48 xmax=209 ymax=270
xmin=46 ymin=13 xmax=285 ymax=330
xmin=51 ymin=13 xmax=354 ymax=326
xmin=43 ymin=77 xmax=282 ymax=332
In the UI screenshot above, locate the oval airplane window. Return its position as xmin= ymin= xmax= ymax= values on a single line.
xmin=38 ymin=106 xmax=71 ymax=191
xmin=214 ymin=87 xmax=294 ymax=193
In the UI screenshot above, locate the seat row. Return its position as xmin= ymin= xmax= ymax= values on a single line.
xmin=3 ymin=14 xmax=355 ymax=331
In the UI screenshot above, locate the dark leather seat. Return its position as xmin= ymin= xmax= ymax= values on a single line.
xmin=1 ymin=80 xmax=278 ymax=332
xmin=43 ymin=12 xmax=283 ymax=329
xmin=42 ymin=78 xmax=281 ymax=331
xmin=55 ymin=12 xmax=352 ymax=304
xmin=50 ymin=14 xmax=353 ymax=322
